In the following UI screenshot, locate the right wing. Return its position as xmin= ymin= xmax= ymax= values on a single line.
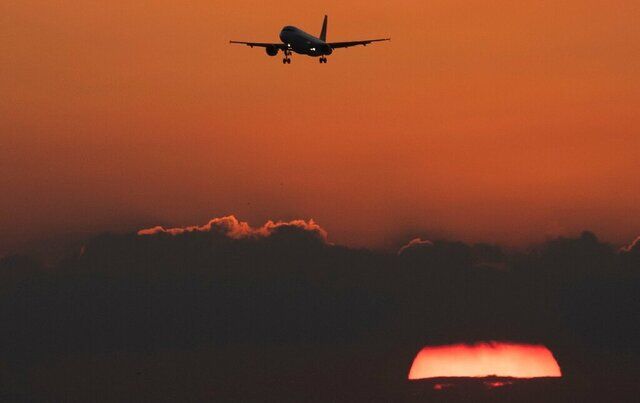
xmin=229 ymin=41 xmax=287 ymax=49
xmin=327 ymin=38 xmax=390 ymax=49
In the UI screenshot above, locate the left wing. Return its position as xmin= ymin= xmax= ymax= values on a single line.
xmin=229 ymin=41 xmax=287 ymax=49
xmin=327 ymin=38 xmax=390 ymax=49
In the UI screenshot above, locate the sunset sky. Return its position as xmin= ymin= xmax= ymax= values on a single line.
xmin=2 ymin=1 xmax=639 ymax=255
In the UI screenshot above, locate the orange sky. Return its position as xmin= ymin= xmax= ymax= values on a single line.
xmin=1 ymin=1 xmax=639 ymax=253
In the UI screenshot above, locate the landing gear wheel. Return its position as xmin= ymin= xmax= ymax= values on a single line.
xmin=282 ymin=49 xmax=292 ymax=64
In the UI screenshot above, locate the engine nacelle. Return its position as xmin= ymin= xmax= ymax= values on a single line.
xmin=320 ymin=44 xmax=333 ymax=55
xmin=265 ymin=45 xmax=279 ymax=57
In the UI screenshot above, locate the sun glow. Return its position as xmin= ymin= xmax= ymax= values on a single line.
xmin=408 ymin=342 xmax=561 ymax=380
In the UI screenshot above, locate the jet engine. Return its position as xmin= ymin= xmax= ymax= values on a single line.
xmin=320 ymin=44 xmax=333 ymax=55
xmin=265 ymin=45 xmax=279 ymax=56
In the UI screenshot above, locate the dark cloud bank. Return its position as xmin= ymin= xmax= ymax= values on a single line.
xmin=1 ymin=216 xmax=639 ymax=401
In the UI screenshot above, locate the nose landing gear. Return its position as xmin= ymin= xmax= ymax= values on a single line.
xmin=319 ymin=56 xmax=328 ymax=64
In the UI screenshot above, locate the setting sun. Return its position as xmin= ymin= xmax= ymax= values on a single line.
xmin=408 ymin=342 xmax=562 ymax=379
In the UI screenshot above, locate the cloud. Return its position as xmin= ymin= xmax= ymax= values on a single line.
xmin=397 ymin=238 xmax=434 ymax=255
xmin=621 ymin=236 xmax=640 ymax=253
xmin=2 ymin=225 xmax=640 ymax=400
xmin=137 ymin=215 xmax=329 ymax=242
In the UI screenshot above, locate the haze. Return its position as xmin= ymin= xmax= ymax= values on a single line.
xmin=2 ymin=1 xmax=639 ymax=255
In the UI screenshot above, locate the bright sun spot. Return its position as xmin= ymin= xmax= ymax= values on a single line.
xmin=408 ymin=341 xmax=562 ymax=380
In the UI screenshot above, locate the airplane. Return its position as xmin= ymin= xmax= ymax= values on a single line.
xmin=230 ymin=15 xmax=390 ymax=64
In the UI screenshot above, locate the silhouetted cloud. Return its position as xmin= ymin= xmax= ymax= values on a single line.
xmin=1 ymin=221 xmax=639 ymax=400
xmin=622 ymin=236 xmax=640 ymax=253
xmin=398 ymin=238 xmax=433 ymax=255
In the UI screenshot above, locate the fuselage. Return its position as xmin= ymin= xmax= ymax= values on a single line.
xmin=279 ymin=26 xmax=332 ymax=57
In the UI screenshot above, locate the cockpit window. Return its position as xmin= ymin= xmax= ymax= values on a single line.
xmin=283 ymin=26 xmax=295 ymax=32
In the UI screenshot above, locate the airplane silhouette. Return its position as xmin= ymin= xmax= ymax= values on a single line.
xmin=230 ymin=15 xmax=390 ymax=64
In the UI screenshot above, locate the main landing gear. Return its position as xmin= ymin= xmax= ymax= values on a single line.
xmin=319 ymin=56 xmax=328 ymax=64
xmin=282 ymin=49 xmax=292 ymax=64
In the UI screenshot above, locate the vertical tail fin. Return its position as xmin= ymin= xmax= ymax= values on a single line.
xmin=320 ymin=15 xmax=328 ymax=41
